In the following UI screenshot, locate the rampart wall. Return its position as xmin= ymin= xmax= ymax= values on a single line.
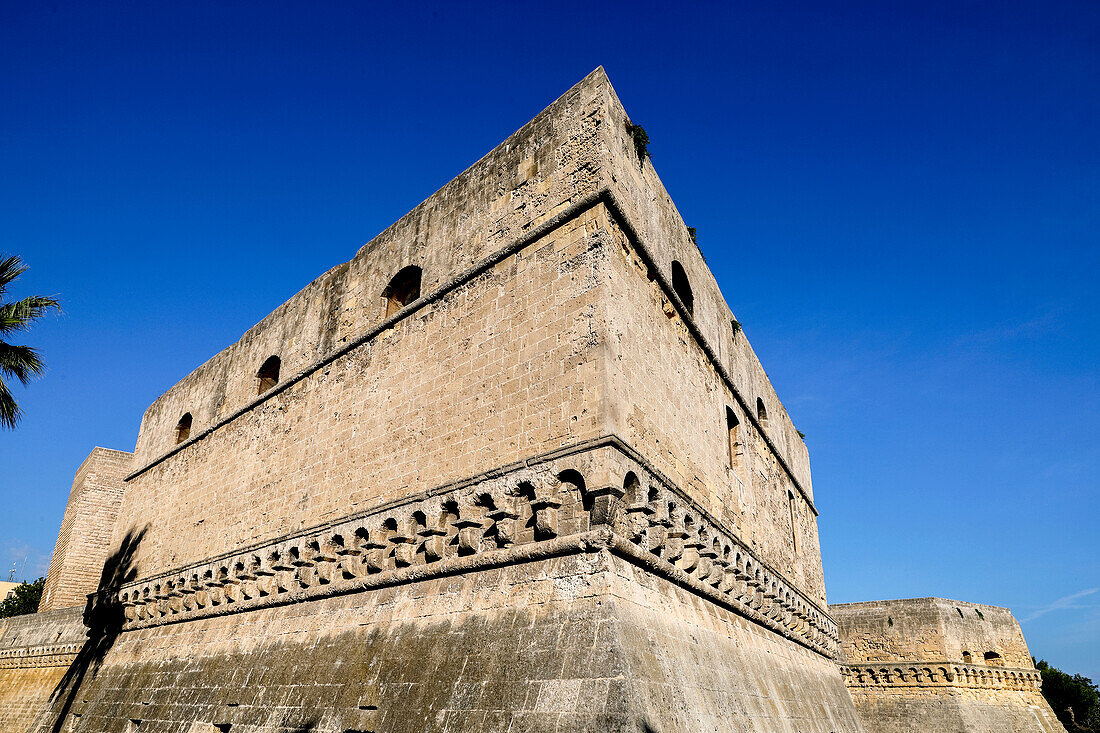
xmin=0 ymin=608 xmax=87 ymax=733
xmin=115 ymin=207 xmax=608 ymax=577
xmin=594 ymin=76 xmax=813 ymax=504
xmin=131 ymin=70 xmax=810 ymax=506
xmin=833 ymin=598 xmax=1065 ymax=733
xmin=835 ymin=598 xmax=1034 ymax=668
xmin=0 ymin=69 xmax=855 ymax=733
xmin=26 ymin=553 xmax=858 ymax=733
xmin=601 ymin=215 xmax=825 ymax=601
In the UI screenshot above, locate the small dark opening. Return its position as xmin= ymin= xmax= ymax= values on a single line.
xmin=670 ymin=261 xmax=693 ymax=316
xmin=756 ymin=398 xmax=768 ymax=428
xmin=725 ymin=407 xmax=741 ymax=470
xmin=962 ymin=650 xmax=973 ymax=663
xmin=787 ymin=489 xmax=799 ymax=553
xmin=215 ymin=725 xmax=232 ymax=733
xmin=383 ymin=265 xmax=422 ymax=317
xmin=257 ymin=355 xmax=280 ymax=395
xmin=175 ymin=413 xmax=192 ymax=444
xmin=984 ymin=651 xmax=1001 ymax=661
xmin=623 ymin=471 xmax=641 ymax=503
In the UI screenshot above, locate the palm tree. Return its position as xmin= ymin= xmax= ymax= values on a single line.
xmin=0 ymin=255 xmax=60 ymax=429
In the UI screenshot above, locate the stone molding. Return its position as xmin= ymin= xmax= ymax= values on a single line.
xmin=110 ymin=441 xmax=839 ymax=657
xmin=0 ymin=643 xmax=83 ymax=669
xmin=841 ymin=661 xmax=1042 ymax=692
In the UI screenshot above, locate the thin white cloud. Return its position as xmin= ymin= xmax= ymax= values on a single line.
xmin=1022 ymin=588 xmax=1100 ymax=623
xmin=955 ymin=305 xmax=1064 ymax=347
xmin=3 ymin=542 xmax=50 ymax=582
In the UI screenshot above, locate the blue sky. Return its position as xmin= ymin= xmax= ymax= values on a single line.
xmin=1 ymin=1 xmax=1097 ymax=679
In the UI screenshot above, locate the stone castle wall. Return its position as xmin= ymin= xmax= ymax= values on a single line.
xmin=0 ymin=608 xmax=87 ymax=733
xmin=600 ymin=214 xmax=825 ymax=601
xmin=835 ymin=598 xmax=1034 ymax=668
xmin=594 ymin=77 xmax=813 ymax=504
xmin=28 ymin=554 xmax=857 ymax=733
xmin=113 ymin=68 xmax=823 ymax=604
xmin=115 ymin=206 xmax=608 ymax=578
xmin=131 ymin=70 xmax=810 ymax=507
xmin=833 ymin=599 xmax=1065 ymax=732
xmin=40 ymin=448 xmax=132 ymax=612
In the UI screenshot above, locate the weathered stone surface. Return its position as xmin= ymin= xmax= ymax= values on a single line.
xmin=833 ymin=598 xmax=1066 ymax=732
xmin=114 ymin=69 xmax=820 ymax=605
xmin=0 ymin=608 xmax=87 ymax=733
xmin=40 ymin=448 xmax=132 ymax=613
xmin=18 ymin=554 xmax=860 ymax=733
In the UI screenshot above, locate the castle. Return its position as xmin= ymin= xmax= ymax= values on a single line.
xmin=0 ymin=69 xmax=1066 ymax=733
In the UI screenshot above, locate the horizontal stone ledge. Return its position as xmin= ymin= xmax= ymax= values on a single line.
xmin=109 ymin=442 xmax=836 ymax=658
xmin=841 ymin=662 xmax=1042 ymax=692
xmin=0 ymin=643 xmax=85 ymax=658
xmin=115 ymin=436 xmax=832 ymax=627
xmin=113 ymin=529 xmax=836 ymax=660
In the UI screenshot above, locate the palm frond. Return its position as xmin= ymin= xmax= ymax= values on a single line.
xmin=0 ymin=295 xmax=61 ymax=336
xmin=0 ymin=377 xmax=20 ymax=430
xmin=0 ymin=255 xmax=29 ymax=298
xmin=0 ymin=255 xmax=58 ymax=429
xmin=0 ymin=343 xmax=45 ymax=385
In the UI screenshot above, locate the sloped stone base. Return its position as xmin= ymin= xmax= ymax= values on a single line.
xmin=15 ymin=551 xmax=861 ymax=733
xmin=846 ymin=686 xmax=1065 ymax=733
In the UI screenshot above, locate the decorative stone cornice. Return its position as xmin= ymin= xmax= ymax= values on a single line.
xmin=108 ymin=441 xmax=839 ymax=658
xmin=841 ymin=661 xmax=1042 ymax=692
xmin=0 ymin=643 xmax=83 ymax=669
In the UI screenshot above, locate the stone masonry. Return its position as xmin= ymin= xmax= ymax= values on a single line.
xmin=39 ymin=448 xmax=132 ymax=613
xmin=834 ymin=598 xmax=1065 ymax=732
xmin=0 ymin=69 xmax=1061 ymax=733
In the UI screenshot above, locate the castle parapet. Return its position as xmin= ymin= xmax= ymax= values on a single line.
xmin=833 ymin=598 xmax=1066 ymax=733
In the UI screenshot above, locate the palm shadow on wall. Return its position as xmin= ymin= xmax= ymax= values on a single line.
xmin=42 ymin=527 xmax=146 ymax=733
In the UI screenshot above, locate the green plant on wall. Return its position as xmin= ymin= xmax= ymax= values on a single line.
xmin=626 ymin=122 xmax=649 ymax=163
